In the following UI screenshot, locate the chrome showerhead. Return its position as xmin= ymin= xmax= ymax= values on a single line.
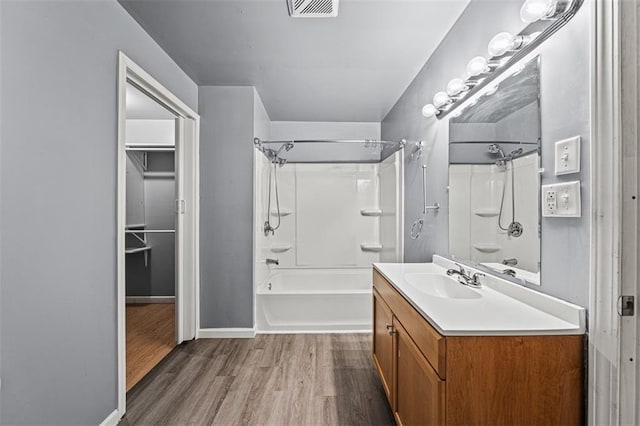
xmin=487 ymin=143 xmax=505 ymax=157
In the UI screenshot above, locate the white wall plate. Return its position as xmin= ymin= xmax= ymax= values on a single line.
xmin=554 ymin=136 xmax=581 ymax=175
xmin=542 ymin=181 xmax=581 ymax=217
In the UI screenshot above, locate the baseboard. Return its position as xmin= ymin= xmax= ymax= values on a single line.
xmin=126 ymin=296 xmax=175 ymax=304
xmin=99 ymin=409 xmax=121 ymax=426
xmin=256 ymin=329 xmax=371 ymax=334
xmin=197 ymin=328 xmax=256 ymax=338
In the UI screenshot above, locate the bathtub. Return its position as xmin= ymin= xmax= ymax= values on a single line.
xmin=256 ymin=268 xmax=372 ymax=333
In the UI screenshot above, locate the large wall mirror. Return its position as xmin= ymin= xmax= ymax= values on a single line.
xmin=448 ymin=56 xmax=541 ymax=285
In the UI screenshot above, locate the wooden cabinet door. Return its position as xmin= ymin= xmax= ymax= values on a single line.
xmin=373 ymin=289 xmax=394 ymax=404
xmin=394 ymin=320 xmax=445 ymax=426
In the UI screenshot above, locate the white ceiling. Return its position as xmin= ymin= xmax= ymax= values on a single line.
xmin=126 ymin=83 xmax=175 ymax=119
xmin=119 ymin=0 xmax=470 ymax=122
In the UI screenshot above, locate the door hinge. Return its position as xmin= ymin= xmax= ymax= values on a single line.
xmin=618 ymin=295 xmax=635 ymax=317
xmin=175 ymin=199 xmax=185 ymax=214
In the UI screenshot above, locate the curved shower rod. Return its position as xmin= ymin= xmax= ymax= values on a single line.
xmin=253 ymin=138 xmax=409 ymax=146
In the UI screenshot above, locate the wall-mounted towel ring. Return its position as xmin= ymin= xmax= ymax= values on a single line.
xmin=410 ymin=218 xmax=424 ymax=240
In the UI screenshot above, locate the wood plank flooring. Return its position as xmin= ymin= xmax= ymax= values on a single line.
xmin=122 ymin=334 xmax=395 ymax=425
xmin=126 ymin=303 xmax=176 ymax=391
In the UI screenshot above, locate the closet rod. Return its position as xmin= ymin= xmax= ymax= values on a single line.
xmin=125 ymin=229 xmax=175 ymax=234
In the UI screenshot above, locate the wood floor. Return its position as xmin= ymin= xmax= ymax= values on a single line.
xmin=126 ymin=303 xmax=176 ymax=392
xmin=122 ymin=334 xmax=395 ymax=425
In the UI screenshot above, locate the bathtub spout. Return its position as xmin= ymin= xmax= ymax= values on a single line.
xmin=265 ymin=258 xmax=279 ymax=266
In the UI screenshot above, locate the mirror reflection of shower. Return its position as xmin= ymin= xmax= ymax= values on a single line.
xmin=488 ymin=143 xmax=524 ymax=238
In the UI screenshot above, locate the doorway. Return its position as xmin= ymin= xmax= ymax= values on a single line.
xmin=117 ymin=52 xmax=200 ymax=416
xmin=124 ymin=82 xmax=178 ymax=391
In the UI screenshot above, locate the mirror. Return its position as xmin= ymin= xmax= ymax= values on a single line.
xmin=448 ymin=56 xmax=541 ymax=285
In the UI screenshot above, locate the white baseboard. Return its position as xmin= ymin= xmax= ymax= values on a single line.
xmin=126 ymin=296 xmax=175 ymax=304
xmin=197 ymin=328 xmax=256 ymax=338
xmin=256 ymin=329 xmax=371 ymax=334
xmin=99 ymin=409 xmax=121 ymax=426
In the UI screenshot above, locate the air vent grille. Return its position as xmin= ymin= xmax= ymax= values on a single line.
xmin=287 ymin=0 xmax=339 ymax=18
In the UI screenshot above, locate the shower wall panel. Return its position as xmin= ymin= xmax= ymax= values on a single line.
xmin=261 ymin=163 xmax=381 ymax=269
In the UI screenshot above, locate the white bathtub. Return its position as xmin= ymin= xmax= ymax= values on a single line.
xmin=256 ymin=269 xmax=372 ymax=333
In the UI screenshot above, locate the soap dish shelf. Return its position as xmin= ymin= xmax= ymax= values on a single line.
xmin=474 ymin=209 xmax=500 ymax=218
xmin=360 ymin=209 xmax=383 ymax=217
xmin=361 ymin=243 xmax=383 ymax=253
xmin=270 ymin=244 xmax=293 ymax=253
xmin=473 ymin=244 xmax=501 ymax=253
xmin=270 ymin=208 xmax=292 ymax=217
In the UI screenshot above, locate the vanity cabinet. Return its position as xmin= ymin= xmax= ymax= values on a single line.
xmin=372 ymin=269 xmax=584 ymax=426
xmin=373 ymin=288 xmax=394 ymax=400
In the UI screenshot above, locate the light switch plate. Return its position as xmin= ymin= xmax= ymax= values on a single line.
xmin=555 ymin=136 xmax=581 ymax=175
xmin=542 ymin=181 xmax=581 ymax=217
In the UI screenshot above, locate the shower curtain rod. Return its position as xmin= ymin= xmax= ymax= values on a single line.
xmin=254 ymin=138 xmax=409 ymax=146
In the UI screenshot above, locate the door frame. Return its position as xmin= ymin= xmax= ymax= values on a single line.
xmin=589 ymin=0 xmax=638 ymax=424
xmin=116 ymin=52 xmax=200 ymax=416
xmin=618 ymin=0 xmax=639 ymax=423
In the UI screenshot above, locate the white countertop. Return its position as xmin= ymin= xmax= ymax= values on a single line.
xmin=373 ymin=256 xmax=586 ymax=336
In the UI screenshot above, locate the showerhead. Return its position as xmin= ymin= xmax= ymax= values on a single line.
xmin=488 ymin=143 xmax=505 ymax=157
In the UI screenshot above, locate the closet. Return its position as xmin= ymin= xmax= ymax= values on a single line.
xmin=124 ymin=83 xmax=177 ymax=391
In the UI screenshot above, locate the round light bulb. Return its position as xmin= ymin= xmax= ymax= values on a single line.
xmin=466 ymin=56 xmax=488 ymax=77
xmin=432 ymin=91 xmax=450 ymax=108
xmin=520 ymin=0 xmax=557 ymax=23
xmin=421 ymin=104 xmax=437 ymax=118
xmin=446 ymin=78 xmax=466 ymax=96
xmin=488 ymin=32 xmax=514 ymax=57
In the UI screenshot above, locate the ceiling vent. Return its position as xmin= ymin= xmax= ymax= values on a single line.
xmin=287 ymin=0 xmax=339 ymax=18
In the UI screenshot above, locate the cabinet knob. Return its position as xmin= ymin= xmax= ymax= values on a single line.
xmin=386 ymin=324 xmax=396 ymax=335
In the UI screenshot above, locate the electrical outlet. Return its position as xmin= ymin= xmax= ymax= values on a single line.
xmin=555 ymin=136 xmax=581 ymax=175
xmin=542 ymin=181 xmax=581 ymax=217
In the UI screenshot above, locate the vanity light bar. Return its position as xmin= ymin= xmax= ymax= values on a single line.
xmin=421 ymin=0 xmax=582 ymax=120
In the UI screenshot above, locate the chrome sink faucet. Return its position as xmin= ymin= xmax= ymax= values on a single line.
xmin=446 ymin=263 xmax=484 ymax=288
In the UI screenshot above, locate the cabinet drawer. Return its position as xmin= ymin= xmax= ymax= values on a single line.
xmin=373 ymin=269 xmax=446 ymax=379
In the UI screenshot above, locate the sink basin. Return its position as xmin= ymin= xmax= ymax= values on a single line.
xmin=403 ymin=273 xmax=482 ymax=299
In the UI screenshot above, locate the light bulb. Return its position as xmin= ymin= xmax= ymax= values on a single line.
xmin=488 ymin=32 xmax=514 ymax=57
xmin=520 ymin=0 xmax=557 ymax=23
xmin=433 ymin=91 xmax=450 ymax=108
xmin=446 ymin=78 xmax=466 ymax=97
xmin=421 ymin=104 xmax=437 ymax=118
xmin=467 ymin=56 xmax=488 ymax=77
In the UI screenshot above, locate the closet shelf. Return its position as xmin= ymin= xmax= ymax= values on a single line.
xmin=473 ymin=244 xmax=501 ymax=253
xmin=126 ymin=223 xmax=146 ymax=229
xmin=473 ymin=209 xmax=500 ymax=218
xmin=360 ymin=209 xmax=383 ymax=217
xmin=270 ymin=208 xmax=293 ymax=217
xmin=125 ymin=246 xmax=151 ymax=254
xmin=126 ymin=144 xmax=175 ymax=152
xmin=361 ymin=243 xmax=383 ymax=253
xmin=270 ymin=244 xmax=293 ymax=253
xmin=143 ymin=172 xmax=175 ymax=179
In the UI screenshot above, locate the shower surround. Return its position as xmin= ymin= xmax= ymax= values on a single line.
xmin=254 ymin=150 xmax=403 ymax=332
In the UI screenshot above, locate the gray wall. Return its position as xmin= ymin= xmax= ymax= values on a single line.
xmin=0 ymin=1 xmax=198 ymax=424
xmin=382 ymin=0 xmax=591 ymax=308
xmin=199 ymin=86 xmax=255 ymax=328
